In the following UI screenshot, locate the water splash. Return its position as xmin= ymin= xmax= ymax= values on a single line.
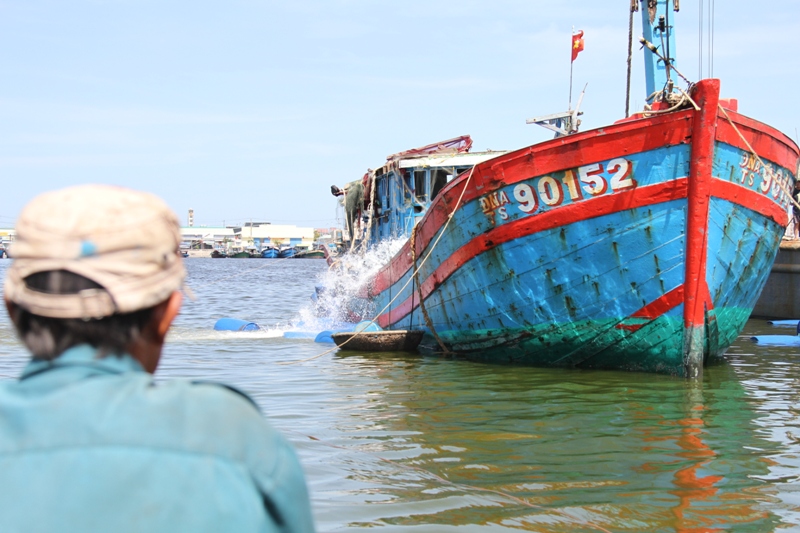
xmin=295 ymin=238 xmax=408 ymax=330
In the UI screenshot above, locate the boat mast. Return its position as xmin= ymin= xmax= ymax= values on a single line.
xmin=640 ymin=0 xmax=680 ymax=102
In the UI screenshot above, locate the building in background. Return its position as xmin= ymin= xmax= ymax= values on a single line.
xmin=0 ymin=229 xmax=14 ymax=246
xmin=0 ymin=222 xmax=316 ymax=257
xmin=314 ymin=227 xmax=343 ymax=247
xmin=0 ymin=228 xmax=12 ymax=257
xmin=180 ymin=223 xmax=315 ymax=254
xmin=180 ymin=227 xmax=236 ymax=252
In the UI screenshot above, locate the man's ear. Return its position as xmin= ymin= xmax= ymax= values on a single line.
xmin=152 ymin=291 xmax=183 ymax=342
xmin=130 ymin=291 xmax=184 ymax=374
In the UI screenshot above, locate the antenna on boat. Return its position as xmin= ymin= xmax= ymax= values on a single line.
xmin=572 ymin=83 xmax=587 ymax=129
xmin=526 ymin=84 xmax=587 ymax=138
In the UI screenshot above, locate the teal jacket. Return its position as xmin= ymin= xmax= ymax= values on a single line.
xmin=0 ymin=345 xmax=316 ymax=533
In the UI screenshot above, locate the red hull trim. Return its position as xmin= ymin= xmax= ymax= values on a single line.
xmin=711 ymin=179 xmax=788 ymax=226
xmin=683 ymin=80 xmax=719 ymax=333
xmin=615 ymin=285 xmax=686 ymax=332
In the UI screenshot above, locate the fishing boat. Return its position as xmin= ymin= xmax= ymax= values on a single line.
xmin=261 ymin=246 xmax=280 ymax=259
xmin=211 ymin=250 xmax=227 ymax=259
xmin=295 ymin=248 xmax=326 ymax=259
xmin=323 ymin=2 xmax=800 ymax=377
xmin=278 ymin=246 xmax=298 ymax=259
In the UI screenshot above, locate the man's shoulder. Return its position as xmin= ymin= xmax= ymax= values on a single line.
xmin=145 ymin=378 xmax=267 ymax=428
xmin=143 ymin=380 xmax=295 ymax=474
xmin=186 ymin=381 xmax=261 ymax=412
xmin=0 ymin=374 xmax=287 ymax=469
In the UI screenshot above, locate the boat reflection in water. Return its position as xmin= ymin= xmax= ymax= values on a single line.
xmin=308 ymin=350 xmax=783 ymax=531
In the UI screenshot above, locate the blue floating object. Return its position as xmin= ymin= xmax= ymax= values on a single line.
xmin=749 ymin=335 xmax=800 ymax=346
xmin=314 ymin=330 xmax=336 ymax=344
xmin=766 ymin=320 xmax=800 ymax=327
xmin=354 ymin=321 xmax=382 ymax=333
xmin=214 ymin=318 xmax=261 ymax=332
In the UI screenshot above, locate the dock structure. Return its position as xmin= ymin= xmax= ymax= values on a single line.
xmin=752 ymin=239 xmax=800 ymax=320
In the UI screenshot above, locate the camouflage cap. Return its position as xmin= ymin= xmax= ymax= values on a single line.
xmin=4 ymin=184 xmax=186 ymax=319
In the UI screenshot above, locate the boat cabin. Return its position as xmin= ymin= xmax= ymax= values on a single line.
xmin=336 ymin=136 xmax=506 ymax=249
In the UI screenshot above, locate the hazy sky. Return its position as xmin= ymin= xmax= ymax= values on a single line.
xmin=1 ymin=1 xmax=798 ymax=229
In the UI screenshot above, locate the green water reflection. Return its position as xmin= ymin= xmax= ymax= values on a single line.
xmin=321 ymin=345 xmax=793 ymax=532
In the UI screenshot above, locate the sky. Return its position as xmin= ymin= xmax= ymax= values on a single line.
xmin=1 ymin=1 xmax=799 ymax=230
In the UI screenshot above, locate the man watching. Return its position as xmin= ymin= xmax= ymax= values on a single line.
xmin=0 ymin=185 xmax=316 ymax=532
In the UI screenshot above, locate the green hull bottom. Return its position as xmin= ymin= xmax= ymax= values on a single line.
xmin=422 ymin=307 xmax=754 ymax=376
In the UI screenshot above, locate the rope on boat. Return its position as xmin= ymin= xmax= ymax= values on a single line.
xmin=275 ymin=337 xmax=342 ymax=365
xmin=640 ymin=87 xmax=699 ymax=117
xmin=625 ymin=1 xmax=635 ymax=117
xmin=410 ymin=226 xmax=451 ymax=355
xmin=639 ymin=38 xmax=693 ymax=87
xmin=638 ymin=39 xmax=700 ymax=117
xmin=398 ymin=164 xmax=477 ymax=355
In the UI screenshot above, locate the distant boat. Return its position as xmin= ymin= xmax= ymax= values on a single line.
xmin=295 ymin=249 xmax=325 ymax=259
xmin=278 ymin=247 xmax=298 ymax=259
xmin=181 ymin=251 xmax=189 ymax=258
xmin=261 ymin=247 xmax=280 ymax=258
xmin=211 ymin=250 xmax=227 ymax=259
xmin=230 ymin=251 xmax=251 ymax=258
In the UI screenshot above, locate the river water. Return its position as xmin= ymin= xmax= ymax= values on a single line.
xmin=1 ymin=257 xmax=799 ymax=532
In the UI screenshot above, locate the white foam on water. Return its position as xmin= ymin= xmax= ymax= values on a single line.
xmin=175 ymin=239 xmax=409 ymax=342
xmin=168 ymin=327 xmax=286 ymax=341
xmin=295 ymin=238 xmax=408 ymax=330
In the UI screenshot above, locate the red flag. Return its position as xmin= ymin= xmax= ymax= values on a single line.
xmin=571 ymin=30 xmax=585 ymax=62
